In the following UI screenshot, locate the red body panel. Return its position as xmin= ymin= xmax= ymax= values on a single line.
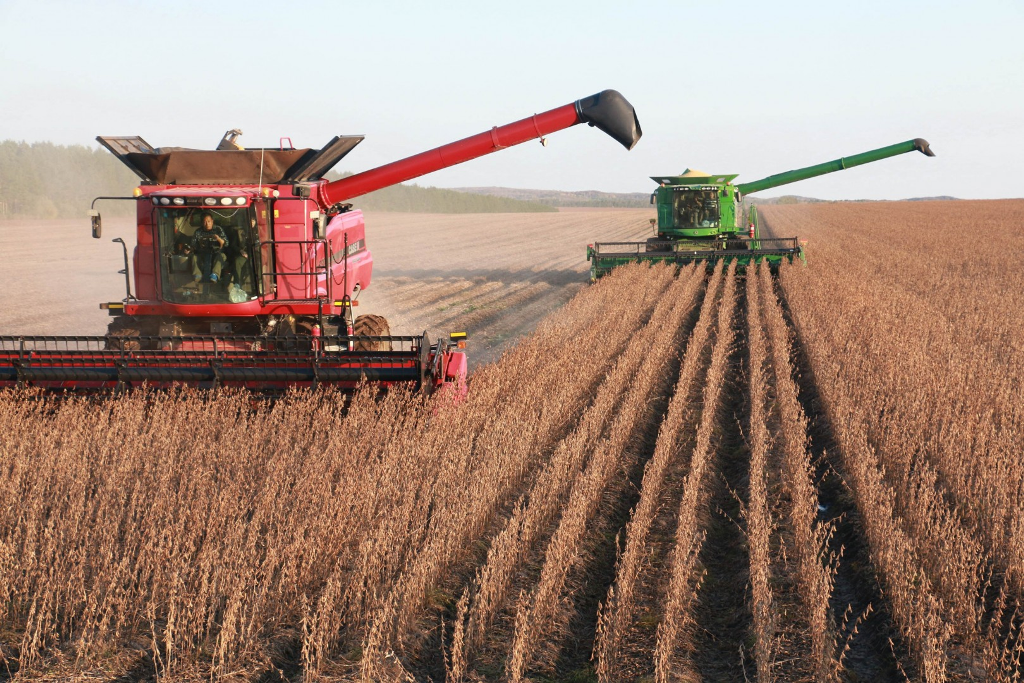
xmin=444 ymin=351 xmax=468 ymax=384
xmin=122 ymin=94 xmax=629 ymax=322
xmin=0 ymin=339 xmax=452 ymax=389
xmin=0 ymin=336 xmax=464 ymax=394
xmin=130 ymin=187 xmax=372 ymax=318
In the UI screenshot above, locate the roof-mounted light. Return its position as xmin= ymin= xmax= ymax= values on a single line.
xmin=160 ymin=197 xmax=170 ymax=206
xmin=204 ymin=197 xmax=217 ymax=206
xmin=173 ymin=197 xmax=185 ymax=206
xmin=220 ymin=197 xmax=232 ymax=206
xmin=235 ymin=197 xmax=246 ymax=205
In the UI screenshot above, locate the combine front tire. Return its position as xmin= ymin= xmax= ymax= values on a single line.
xmin=105 ymin=318 xmax=142 ymax=351
xmin=352 ymin=315 xmax=392 ymax=351
xmin=645 ymin=237 xmax=670 ymax=253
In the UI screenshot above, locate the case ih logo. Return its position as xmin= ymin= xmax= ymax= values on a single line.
xmin=318 ymin=239 xmax=366 ymax=268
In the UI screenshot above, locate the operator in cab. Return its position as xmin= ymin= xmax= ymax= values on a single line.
xmin=192 ymin=212 xmax=228 ymax=283
xmin=225 ymin=219 xmax=254 ymax=291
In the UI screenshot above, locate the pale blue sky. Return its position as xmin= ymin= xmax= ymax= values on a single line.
xmin=1 ymin=0 xmax=1021 ymax=199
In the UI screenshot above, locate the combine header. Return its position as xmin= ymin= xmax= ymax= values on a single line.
xmin=587 ymin=138 xmax=934 ymax=279
xmin=1 ymin=91 xmax=642 ymax=392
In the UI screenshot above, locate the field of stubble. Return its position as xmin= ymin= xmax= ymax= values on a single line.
xmin=1 ymin=200 xmax=1023 ymax=682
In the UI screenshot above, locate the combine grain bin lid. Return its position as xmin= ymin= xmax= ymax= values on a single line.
xmin=97 ymin=135 xmax=364 ymax=185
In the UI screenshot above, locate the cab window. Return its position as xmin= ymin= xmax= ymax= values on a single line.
xmin=155 ymin=206 xmax=259 ymax=304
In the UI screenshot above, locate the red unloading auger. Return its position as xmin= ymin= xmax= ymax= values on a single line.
xmin=319 ymin=90 xmax=642 ymax=207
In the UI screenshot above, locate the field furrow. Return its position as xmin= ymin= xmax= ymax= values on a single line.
xmin=1 ymin=201 xmax=1021 ymax=681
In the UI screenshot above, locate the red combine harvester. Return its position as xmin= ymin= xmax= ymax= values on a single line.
xmin=0 ymin=91 xmax=641 ymax=393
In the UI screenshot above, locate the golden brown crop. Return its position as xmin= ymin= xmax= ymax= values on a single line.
xmin=2 ymin=201 xmax=1022 ymax=682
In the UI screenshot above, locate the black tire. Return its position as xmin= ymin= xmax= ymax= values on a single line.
xmin=105 ymin=318 xmax=142 ymax=351
xmin=352 ymin=315 xmax=392 ymax=351
xmin=273 ymin=316 xmax=315 ymax=353
xmin=645 ymin=237 xmax=670 ymax=253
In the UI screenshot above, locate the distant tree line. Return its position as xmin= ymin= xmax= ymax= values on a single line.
xmin=0 ymin=141 xmax=555 ymax=218
xmin=456 ymin=186 xmax=651 ymax=208
xmin=0 ymin=141 xmax=140 ymax=218
xmin=363 ymin=185 xmax=555 ymax=212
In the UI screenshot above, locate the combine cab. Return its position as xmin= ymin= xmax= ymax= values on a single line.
xmin=588 ymin=138 xmax=934 ymax=279
xmin=1 ymin=91 xmax=642 ymax=392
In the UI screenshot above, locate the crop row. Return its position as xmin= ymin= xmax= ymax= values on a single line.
xmin=766 ymin=200 xmax=1024 ymax=681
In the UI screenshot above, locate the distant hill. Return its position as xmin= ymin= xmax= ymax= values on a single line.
xmin=0 ymin=141 xmax=555 ymax=218
xmin=453 ymin=187 xmax=959 ymax=209
xmin=746 ymin=195 xmax=827 ymax=205
xmin=748 ymin=194 xmax=959 ymax=206
xmin=325 ymin=173 xmax=554 ymax=214
xmin=456 ymin=186 xmax=652 ymax=208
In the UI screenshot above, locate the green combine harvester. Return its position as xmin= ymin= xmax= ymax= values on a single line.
xmin=587 ymin=138 xmax=934 ymax=279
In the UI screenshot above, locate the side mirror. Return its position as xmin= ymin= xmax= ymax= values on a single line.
xmin=311 ymin=211 xmax=326 ymax=240
xmin=88 ymin=210 xmax=102 ymax=239
xmin=649 ymin=193 xmax=656 ymax=205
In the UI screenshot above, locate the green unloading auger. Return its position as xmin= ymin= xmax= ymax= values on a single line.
xmin=735 ymin=138 xmax=934 ymax=195
xmin=587 ymin=138 xmax=935 ymax=279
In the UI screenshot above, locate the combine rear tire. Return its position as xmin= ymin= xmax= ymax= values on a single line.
xmin=352 ymin=315 xmax=392 ymax=351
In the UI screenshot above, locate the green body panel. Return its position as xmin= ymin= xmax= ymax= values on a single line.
xmin=650 ymin=139 xmax=930 ymax=241
xmin=588 ymin=137 xmax=932 ymax=278
xmin=588 ymin=203 xmax=803 ymax=280
xmin=652 ymin=182 xmax=743 ymax=239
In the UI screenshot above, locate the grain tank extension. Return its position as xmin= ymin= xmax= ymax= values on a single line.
xmin=587 ymin=138 xmax=934 ymax=279
xmin=0 ymin=91 xmax=642 ymax=392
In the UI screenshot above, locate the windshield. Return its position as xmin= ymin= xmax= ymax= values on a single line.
xmin=673 ymin=189 xmax=720 ymax=229
xmin=155 ymin=206 xmax=259 ymax=304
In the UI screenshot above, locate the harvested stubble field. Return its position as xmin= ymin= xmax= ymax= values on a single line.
xmin=1 ymin=200 xmax=1023 ymax=682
